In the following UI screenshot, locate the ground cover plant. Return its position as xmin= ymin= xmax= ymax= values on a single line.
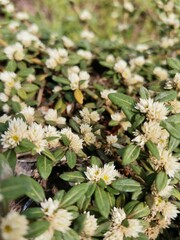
xmin=0 ymin=0 xmax=180 ymax=239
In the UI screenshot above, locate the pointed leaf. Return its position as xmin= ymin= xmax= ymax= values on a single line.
xmin=122 ymin=144 xmax=140 ymax=165
xmin=95 ymin=186 xmax=110 ymax=218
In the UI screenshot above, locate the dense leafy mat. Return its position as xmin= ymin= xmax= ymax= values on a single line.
xmin=0 ymin=0 xmax=180 ymax=240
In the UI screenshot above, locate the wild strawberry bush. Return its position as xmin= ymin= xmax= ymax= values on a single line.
xmin=0 ymin=0 xmax=180 ymax=240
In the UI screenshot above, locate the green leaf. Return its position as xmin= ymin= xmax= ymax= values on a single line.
xmin=17 ymin=88 xmax=28 ymax=100
xmin=139 ymin=87 xmax=150 ymax=99
xmin=11 ymin=101 xmax=21 ymax=113
xmin=108 ymin=92 xmax=136 ymax=121
xmin=146 ymin=140 xmax=160 ymax=160
xmin=54 ymin=190 xmax=65 ymax=202
xmin=112 ymin=178 xmax=141 ymax=192
xmin=61 ymin=134 xmax=70 ymax=146
xmin=155 ymin=90 xmax=177 ymax=102
xmin=161 ymin=120 xmax=180 ymax=139
xmin=15 ymin=138 xmax=36 ymax=153
xmin=26 ymin=177 xmax=45 ymax=202
xmin=3 ymin=149 xmax=16 ymax=170
xmin=26 ymin=220 xmax=50 ymax=238
xmin=73 ymin=215 xmax=86 ymax=234
xmin=42 ymin=148 xmax=56 ymax=162
xmin=22 ymin=83 xmax=39 ymax=92
xmin=132 ymin=114 xmax=145 ymax=129
xmin=127 ymin=202 xmax=150 ymax=219
xmin=22 ymin=208 xmax=44 ymax=219
xmin=122 ymin=144 xmax=140 ymax=165
xmin=1 ymin=175 xmax=30 ymax=200
xmin=155 ymin=171 xmax=168 ymax=192
xmin=60 ymin=171 xmax=85 ymax=182
xmin=6 ymin=60 xmax=17 ymax=71
xmin=90 ymin=156 xmax=103 ymax=167
xmin=95 ymin=186 xmax=110 ymax=218
xmin=167 ymin=58 xmax=180 ymax=72
xmin=66 ymin=150 xmax=77 ymax=169
xmin=169 ymin=136 xmax=180 ymax=152
xmin=69 ymin=119 xmax=80 ymax=133
xmin=94 ymin=221 xmax=111 ymax=236
xmin=62 ymin=229 xmax=80 ymax=240
xmin=172 ymin=188 xmax=180 ymax=201
xmin=61 ymin=183 xmax=89 ymax=207
xmin=37 ymin=155 xmax=53 ymax=180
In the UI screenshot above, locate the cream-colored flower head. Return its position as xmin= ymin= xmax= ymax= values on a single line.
xmin=4 ymin=42 xmax=24 ymax=61
xmin=104 ymin=207 xmax=143 ymax=240
xmin=80 ymin=108 xmax=100 ymax=124
xmin=60 ymin=127 xmax=83 ymax=153
xmin=114 ymin=59 xmax=127 ymax=74
xmin=62 ymin=36 xmax=74 ymax=48
xmin=46 ymin=48 xmax=68 ymax=69
xmin=81 ymin=212 xmax=98 ymax=237
xmin=27 ymin=123 xmax=47 ymax=153
xmin=106 ymin=134 xmax=118 ymax=145
xmin=101 ymin=89 xmax=117 ymax=100
xmin=0 ymin=114 xmax=11 ymax=123
xmin=153 ymin=67 xmax=168 ymax=81
xmin=44 ymin=125 xmax=60 ymax=149
xmin=68 ymin=68 xmax=90 ymax=90
xmin=169 ymin=99 xmax=180 ymax=114
xmin=41 ymin=198 xmax=59 ymax=216
xmin=81 ymin=29 xmax=95 ymax=42
xmin=1 ymin=118 xmax=27 ymax=148
xmin=44 ymin=108 xmax=66 ymax=125
xmin=1 ymin=211 xmax=29 ymax=240
xmin=21 ymin=106 xmax=35 ymax=124
xmin=135 ymin=98 xmax=168 ymax=121
xmin=79 ymin=10 xmax=92 ymax=21
xmin=77 ymin=49 xmax=93 ymax=60
xmin=85 ymin=164 xmax=120 ymax=185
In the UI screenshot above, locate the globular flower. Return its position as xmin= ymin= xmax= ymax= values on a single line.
xmin=81 ymin=212 xmax=98 ymax=238
xmin=68 ymin=67 xmax=90 ymax=90
xmin=4 ymin=42 xmax=24 ymax=61
xmin=153 ymin=67 xmax=168 ymax=81
xmin=80 ymin=108 xmax=100 ymax=124
xmin=27 ymin=123 xmax=47 ymax=153
xmin=114 ymin=59 xmax=127 ymax=74
xmin=106 ymin=135 xmax=118 ymax=145
xmin=79 ymin=10 xmax=92 ymax=21
xmin=135 ymin=98 xmax=168 ymax=121
xmin=85 ymin=164 xmax=120 ymax=185
xmin=40 ymin=198 xmax=59 ymax=216
xmin=60 ymin=127 xmax=83 ymax=153
xmin=101 ymin=89 xmax=117 ymax=100
xmin=44 ymin=108 xmax=66 ymax=125
xmin=77 ymin=49 xmax=93 ymax=60
xmin=46 ymin=48 xmax=68 ymax=69
xmin=1 ymin=211 xmax=29 ymax=240
xmin=16 ymin=30 xmax=40 ymax=47
xmin=44 ymin=125 xmax=60 ymax=149
xmin=104 ymin=207 xmax=143 ymax=240
xmin=21 ymin=106 xmax=35 ymax=124
xmin=81 ymin=29 xmax=95 ymax=42
xmin=1 ymin=118 xmax=27 ymax=148
xmin=62 ymin=36 xmax=74 ymax=48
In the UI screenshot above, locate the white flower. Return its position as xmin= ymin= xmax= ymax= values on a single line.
xmin=0 ymin=114 xmax=11 ymax=123
xmin=44 ymin=125 xmax=60 ymax=149
xmin=68 ymin=70 xmax=90 ymax=90
xmin=159 ymin=180 xmax=173 ymax=198
xmin=106 ymin=54 xmax=115 ymax=63
xmin=101 ymin=164 xmax=120 ymax=185
xmin=124 ymin=2 xmax=134 ymax=13
xmin=161 ymin=37 xmax=178 ymax=49
xmin=162 ymin=202 xmax=179 ymax=222
xmin=81 ymin=212 xmax=98 ymax=237
xmin=169 ymin=99 xmax=180 ymax=113
xmin=85 ymin=165 xmax=102 ymax=182
xmin=111 ymin=112 xmax=124 ymax=122
xmin=41 ymin=198 xmax=59 ymax=216
xmin=0 ymin=71 xmax=16 ymax=83
xmin=28 ymin=24 xmax=39 ymax=34
xmin=21 ymin=106 xmax=35 ymax=124
xmin=153 ymin=67 xmax=168 ymax=81
xmin=130 ymin=56 xmax=146 ymax=68
xmin=133 ymin=121 xmax=169 ymax=148
xmin=114 ymin=60 xmax=127 ymax=74
xmin=85 ymin=164 xmax=119 ymax=185
xmin=27 ymin=74 xmax=36 ymax=83
xmin=79 ymin=10 xmax=92 ymax=21
xmin=83 ymin=132 xmax=96 ymax=145
xmin=135 ymin=98 xmax=168 ymax=121
xmin=1 ymin=118 xmax=27 ymax=148
xmin=34 ymin=228 xmax=54 ymax=240
xmin=46 ymin=48 xmax=68 ymax=69
xmin=27 ymin=123 xmax=47 ymax=153
xmin=17 ymin=30 xmax=39 ymax=47
xmin=1 ymin=211 xmax=28 ymax=240
xmin=80 ymin=124 xmax=92 ymax=134
xmin=16 ymin=12 xmax=29 ymax=20
xmin=62 ymin=36 xmax=74 ymax=48
xmin=77 ymin=49 xmax=93 ymax=60
xmin=104 ymin=207 xmax=143 ymax=240
xmin=44 ymin=108 xmax=66 ymax=125
xmin=2 ymin=104 xmax=10 ymax=113
xmin=80 ymin=108 xmax=100 ymax=124
xmin=8 ymin=21 xmax=19 ymax=31
xmin=101 ymin=89 xmax=116 ymax=100
xmin=172 ymin=73 xmax=180 ymax=91
xmin=81 ymin=29 xmax=95 ymax=42
xmin=50 ymin=209 xmax=73 ymax=233
xmin=0 ymin=93 xmax=9 ymax=102
xmin=60 ymin=127 xmax=83 ymax=153
xmin=5 ymin=3 xmax=15 ymax=13
xmin=4 ymin=42 xmax=24 ymax=61
xmin=106 ymin=135 xmax=118 ymax=145
xmin=136 ymin=44 xmax=149 ymax=52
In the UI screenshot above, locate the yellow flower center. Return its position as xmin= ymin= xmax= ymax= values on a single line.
xmin=102 ymin=175 xmax=109 ymax=181
xmin=4 ymin=225 xmax=12 ymax=233
xmin=12 ymin=135 xmax=19 ymax=142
